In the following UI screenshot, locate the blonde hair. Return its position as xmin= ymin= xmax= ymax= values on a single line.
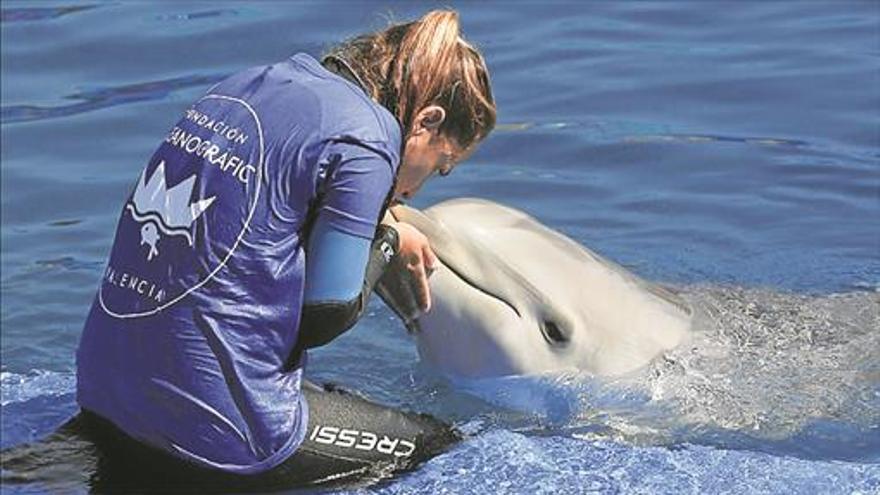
xmin=324 ymin=10 xmax=496 ymax=148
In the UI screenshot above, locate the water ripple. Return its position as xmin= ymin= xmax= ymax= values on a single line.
xmin=496 ymin=119 xmax=809 ymax=148
xmin=0 ymin=4 xmax=98 ymax=23
xmin=155 ymin=9 xmax=241 ymax=22
xmin=1 ymin=73 xmax=227 ymax=124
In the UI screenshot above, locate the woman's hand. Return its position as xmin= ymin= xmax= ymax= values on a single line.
xmin=391 ymin=221 xmax=437 ymax=313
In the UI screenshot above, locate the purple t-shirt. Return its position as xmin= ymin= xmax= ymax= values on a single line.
xmin=76 ymin=53 xmax=400 ymax=473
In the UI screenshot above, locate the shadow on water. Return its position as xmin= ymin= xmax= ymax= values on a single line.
xmin=0 ymin=74 xmax=228 ymax=124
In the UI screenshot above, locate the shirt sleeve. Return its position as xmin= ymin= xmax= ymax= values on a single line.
xmin=316 ymin=141 xmax=395 ymax=240
xmin=304 ymin=219 xmax=370 ymax=302
xmin=303 ymin=141 xmax=395 ymax=302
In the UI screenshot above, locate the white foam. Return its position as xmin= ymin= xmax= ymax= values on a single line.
xmin=0 ymin=369 xmax=76 ymax=406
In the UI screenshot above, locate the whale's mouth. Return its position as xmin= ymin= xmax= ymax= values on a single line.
xmin=436 ymin=258 xmax=521 ymax=318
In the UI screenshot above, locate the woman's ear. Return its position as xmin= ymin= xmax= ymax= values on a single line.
xmin=415 ymin=105 xmax=446 ymax=132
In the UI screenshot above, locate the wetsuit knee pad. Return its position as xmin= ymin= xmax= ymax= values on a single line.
xmin=274 ymin=382 xmax=459 ymax=484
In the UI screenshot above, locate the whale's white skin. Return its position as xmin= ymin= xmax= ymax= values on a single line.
xmin=379 ymin=198 xmax=693 ymax=378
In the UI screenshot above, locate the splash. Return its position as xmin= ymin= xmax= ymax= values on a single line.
xmin=641 ymin=286 xmax=880 ymax=435
xmin=437 ymin=286 xmax=880 ymax=460
xmin=0 ymin=370 xmax=76 ymax=407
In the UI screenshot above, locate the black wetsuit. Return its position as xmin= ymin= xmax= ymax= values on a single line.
xmin=0 ymin=382 xmax=459 ymax=492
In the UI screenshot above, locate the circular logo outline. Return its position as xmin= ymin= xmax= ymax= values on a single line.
xmin=99 ymin=94 xmax=264 ymax=319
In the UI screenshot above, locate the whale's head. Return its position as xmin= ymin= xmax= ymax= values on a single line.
xmin=377 ymin=198 xmax=692 ymax=378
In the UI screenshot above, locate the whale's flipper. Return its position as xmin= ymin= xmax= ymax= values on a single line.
xmin=0 ymin=382 xmax=459 ymax=492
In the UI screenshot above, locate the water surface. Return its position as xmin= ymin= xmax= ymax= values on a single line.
xmin=2 ymin=1 xmax=878 ymax=494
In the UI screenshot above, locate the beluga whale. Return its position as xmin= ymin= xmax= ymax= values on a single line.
xmin=377 ymin=198 xmax=693 ymax=378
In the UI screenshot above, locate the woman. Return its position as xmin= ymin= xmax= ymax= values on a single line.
xmin=73 ymin=9 xmax=495 ymax=489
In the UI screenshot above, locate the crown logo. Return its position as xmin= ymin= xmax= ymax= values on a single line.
xmin=126 ymin=161 xmax=216 ymax=261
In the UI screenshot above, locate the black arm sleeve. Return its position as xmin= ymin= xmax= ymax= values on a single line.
xmin=286 ymin=225 xmax=399 ymax=367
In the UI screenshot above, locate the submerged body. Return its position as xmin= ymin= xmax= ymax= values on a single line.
xmin=378 ymin=198 xmax=693 ymax=378
xmin=0 ymin=382 xmax=458 ymax=492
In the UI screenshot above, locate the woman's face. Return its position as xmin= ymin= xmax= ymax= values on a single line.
xmin=395 ymin=106 xmax=473 ymax=202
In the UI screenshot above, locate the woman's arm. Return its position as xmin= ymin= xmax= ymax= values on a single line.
xmin=289 ymin=141 xmax=398 ymax=364
xmin=293 ymin=220 xmax=399 ymax=357
xmin=380 ymin=211 xmax=437 ymax=312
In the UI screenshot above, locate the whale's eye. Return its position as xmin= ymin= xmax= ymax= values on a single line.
xmin=541 ymin=320 xmax=569 ymax=346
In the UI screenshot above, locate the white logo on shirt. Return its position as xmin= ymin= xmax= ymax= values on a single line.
xmin=100 ymin=93 xmax=265 ymax=319
xmin=126 ymin=160 xmax=216 ymax=261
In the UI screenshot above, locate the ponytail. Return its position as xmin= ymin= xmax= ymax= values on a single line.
xmin=324 ymin=10 xmax=496 ymax=148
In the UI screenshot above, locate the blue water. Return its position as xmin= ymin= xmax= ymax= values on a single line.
xmin=2 ymin=1 xmax=879 ymax=494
